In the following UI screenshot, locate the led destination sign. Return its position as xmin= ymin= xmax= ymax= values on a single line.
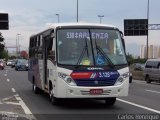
xmin=66 ymin=32 xmax=109 ymax=40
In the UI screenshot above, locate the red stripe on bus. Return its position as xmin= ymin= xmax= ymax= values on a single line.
xmin=70 ymin=72 xmax=93 ymax=79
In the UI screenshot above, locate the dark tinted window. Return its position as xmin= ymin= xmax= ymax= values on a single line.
xmin=145 ymin=61 xmax=153 ymax=68
xmin=152 ymin=62 xmax=159 ymax=68
xmin=145 ymin=61 xmax=160 ymax=68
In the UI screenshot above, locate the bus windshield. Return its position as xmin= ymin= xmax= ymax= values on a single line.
xmin=57 ymin=29 xmax=127 ymax=66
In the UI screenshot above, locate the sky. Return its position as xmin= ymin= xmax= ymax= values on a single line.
xmin=0 ymin=0 xmax=160 ymax=56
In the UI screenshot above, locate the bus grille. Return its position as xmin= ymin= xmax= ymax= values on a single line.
xmin=74 ymin=79 xmax=117 ymax=87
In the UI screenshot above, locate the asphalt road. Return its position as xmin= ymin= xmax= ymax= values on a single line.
xmin=0 ymin=66 xmax=160 ymax=120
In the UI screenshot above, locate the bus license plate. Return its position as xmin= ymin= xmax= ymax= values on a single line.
xmin=90 ymin=89 xmax=103 ymax=95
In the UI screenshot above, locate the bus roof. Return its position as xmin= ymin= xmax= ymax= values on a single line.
xmin=49 ymin=22 xmax=118 ymax=29
xmin=30 ymin=22 xmax=118 ymax=38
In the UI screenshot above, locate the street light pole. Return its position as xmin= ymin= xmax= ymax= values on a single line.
xmin=146 ymin=0 xmax=149 ymax=59
xmin=98 ymin=15 xmax=104 ymax=24
xmin=77 ymin=0 xmax=79 ymax=22
xmin=16 ymin=34 xmax=21 ymax=57
xmin=56 ymin=14 xmax=60 ymax=23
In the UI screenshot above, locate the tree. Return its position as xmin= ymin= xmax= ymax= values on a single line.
xmin=126 ymin=53 xmax=134 ymax=64
xmin=0 ymin=32 xmax=5 ymax=52
xmin=0 ymin=49 xmax=8 ymax=60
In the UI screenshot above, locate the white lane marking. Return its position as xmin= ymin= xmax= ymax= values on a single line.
xmin=146 ymin=89 xmax=160 ymax=94
xmin=5 ymin=102 xmax=20 ymax=105
xmin=117 ymin=98 xmax=160 ymax=114
xmin=2 ymin=94 xmax=35 ymax=119
xmin=0 ymin=111 xmax=18 ymax=115
xmin=7 ymin=79 xmax=10 ymax=82
xmin=14 ymin=94 xmax=32 ymax=115
xmin=11 ymin=88 xmax=16 ymax=93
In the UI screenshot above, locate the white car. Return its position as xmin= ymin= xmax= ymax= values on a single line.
xmin=7 ymin=60 xmax=13 ymax=66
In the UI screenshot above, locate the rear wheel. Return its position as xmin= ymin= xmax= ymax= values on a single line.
xmin=146 ymin=76 xmax=151 ymax=83
xmin=105 ymin=97 xmax=116 ymax=106
xmin=33 ymin=80 xmax=40 ymax=94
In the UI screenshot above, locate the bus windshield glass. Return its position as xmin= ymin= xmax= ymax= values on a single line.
xmin=57 ymin=29 xmax=127 ymax=66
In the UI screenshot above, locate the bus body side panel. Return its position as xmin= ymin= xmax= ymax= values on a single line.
xmin=53 ymin=67 xmax=129 ymax=98
xmin=38 ymin=59 xmax=44 ymax=90
xmin=47 ymin=60 xmax=57 ymax=93
xmin=28 ymin=58 xmax=43 ymax=89
xmin=28 ymin=59 xmax=33 ymax=83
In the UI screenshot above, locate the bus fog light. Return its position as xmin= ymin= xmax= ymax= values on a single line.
xmin=118 ymin=89 xmax=121 ymax=92
xmin=69 ymin=89 xmax=73 ymax=93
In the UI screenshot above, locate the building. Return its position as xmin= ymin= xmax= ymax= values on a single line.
xmin=140 ymin=45 xmax=160 ymax=59
xmin=140 ymin=45 xmax=147 ymax=58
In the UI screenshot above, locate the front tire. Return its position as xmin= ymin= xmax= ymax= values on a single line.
xmin=105 ymin=97 xmax=116 ymax=106
xmin=49 ymin=88 xmax=59 ymax=105
xmin=146 ymin=76 xmax=151 ymax=83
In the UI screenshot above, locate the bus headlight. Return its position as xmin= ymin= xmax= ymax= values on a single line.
xmin=58 ymin=72 xmax=76 ymax=86
xmin=115 ymin=72 xmax=129 ymax=86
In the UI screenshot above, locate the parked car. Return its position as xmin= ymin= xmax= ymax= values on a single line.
xmin=11 ymin=60 xmax=17 ymax=68
xmin=143 ymin=59 xmax=160 ymax=83
xmin=6 ymin=60 xmax=13 ymax=66
xmin=15 ymin=59 xmax=28 ymax=71
xmin=130 ymin=63 xmax=144 ymax=80
xmin=0 ymin=60 xmax=4 ymax=70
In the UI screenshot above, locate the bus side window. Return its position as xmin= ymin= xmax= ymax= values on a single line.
xmin=48 ymin=37 xmax=55 ymax=61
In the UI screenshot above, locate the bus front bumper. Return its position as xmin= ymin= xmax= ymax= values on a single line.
xmin=55 ymin=79 xmax=129 ymax=98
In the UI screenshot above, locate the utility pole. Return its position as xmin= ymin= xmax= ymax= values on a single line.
xmin=146 ymin=0 xmax=149 ymax=59
xmin=16 ymin=34 xmax=20 ymax=57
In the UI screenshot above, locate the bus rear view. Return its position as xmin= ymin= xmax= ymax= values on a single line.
xmin=28 ymin=23 xmax=129 ymax=106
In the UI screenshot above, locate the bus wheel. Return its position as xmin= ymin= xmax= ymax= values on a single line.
xmin=33 ymin=80 xmax=40 ymax=94
xmin=104 ymin=97 xmax=116 ymax=106
xmin=49 ymin=89 xmax=58 ymax=105
xmin=146 ymin=76 xmax=151 ymax=83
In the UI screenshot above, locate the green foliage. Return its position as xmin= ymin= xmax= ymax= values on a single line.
xmin=133 ymin=58 xmax=147 ymax=64
xmin=9 ymin=56 xmax=17 ymax=59
xmin=0 ymin=50 xmax=8 ymax=59
xmin=126 ymin=53 xmax=134 ymax=64
xmin=0 ymin=32 xmax=5 ymax=52
xmin=126 ymin=53 xmax=147 ymax=65
xmin=0 ymin=32 xmax=4 ymax=42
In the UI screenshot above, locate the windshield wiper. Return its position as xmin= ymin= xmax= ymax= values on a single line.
xmin=76 ymin=38 xmax=89 ymax=65
xmin=94 ymin=39 xmax=114 ymax=67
